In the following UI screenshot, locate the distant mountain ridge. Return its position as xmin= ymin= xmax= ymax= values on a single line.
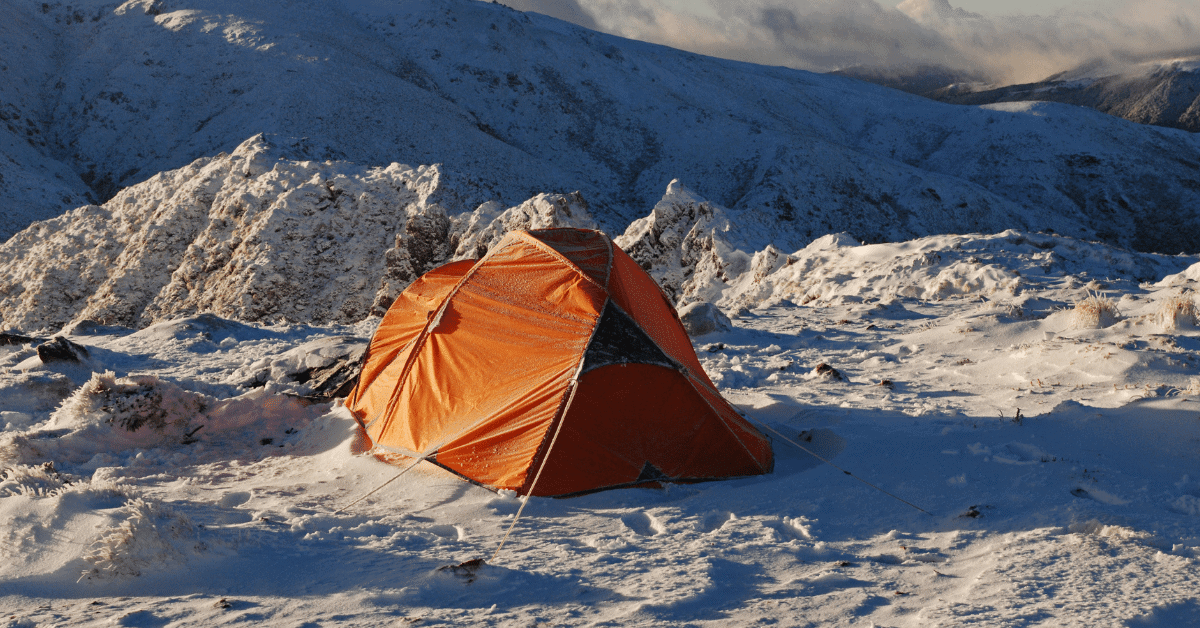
xmin=2 ymin=0 xmax=1200 ymax=255
xmin=840 ymin=53 xmax=1200 ymax=134
xmin=931 ymin=54 xmax=1200 ymax=134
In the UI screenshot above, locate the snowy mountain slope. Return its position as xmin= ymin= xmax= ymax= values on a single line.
xmin=0 ymin=4 xmax=94 ymax=241
xmin=4 ymin=0 xmax=1200 ymax=253
xmin=1 ymin=229 xmax=1197 ymax=626
xmin=929 ymin=52 xmax=1200 ymax=134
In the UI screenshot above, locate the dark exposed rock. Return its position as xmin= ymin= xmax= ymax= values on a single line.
xmin=36 ymin=336 xmax=90 ymax=363
xmin=1 ymin=332 xmax=41 ymax=346
xmin=813 ymin=363 xmax=844 ymax=381
xmin=297 ymin=347 xmax=367 ymax=401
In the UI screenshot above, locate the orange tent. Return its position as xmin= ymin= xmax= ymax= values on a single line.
xmin=345 ymin=228 xmax=773 ymax=496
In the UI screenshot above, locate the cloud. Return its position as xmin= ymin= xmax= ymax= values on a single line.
xmin=505 ymin=0 xmax=1200 ymax=85
xmin=501 ymin=0 xmax=601 ymax=30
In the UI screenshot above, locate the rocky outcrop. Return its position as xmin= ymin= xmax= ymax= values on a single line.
xmin=614 ymin=181 xmax=751 ymax=305
xmin=0 ymin=135 xmax=596 ymax=332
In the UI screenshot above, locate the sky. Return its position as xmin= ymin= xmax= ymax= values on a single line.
xmin=504 ymin=0 xmax=1200 ymax=85
xmin=660 ymin=0 xmax=1122 ymax=19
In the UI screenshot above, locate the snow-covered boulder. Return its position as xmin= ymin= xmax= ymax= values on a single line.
xmin=676 ymin=301 xmax=733 ymax=337
xmin=615 ymin=181 xmax=751 ymax=305
xmin=1155 ymin=261 xmax=1200 ymax=288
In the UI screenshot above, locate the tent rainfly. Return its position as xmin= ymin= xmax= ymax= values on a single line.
xmin=346 ymin=228 xmax=773 ymax=497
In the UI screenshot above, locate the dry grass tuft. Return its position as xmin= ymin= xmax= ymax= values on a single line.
xmin=1070 ymin=293 xmax=1120 ymax=329
xmin=1156 ymin=292 xmax=1197 ymax=330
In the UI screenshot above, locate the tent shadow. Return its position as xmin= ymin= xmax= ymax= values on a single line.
xmin=1 ymin=523 xmax=630 ymax=609
xmin=527 ymin=398 xmax=1200 ymax=548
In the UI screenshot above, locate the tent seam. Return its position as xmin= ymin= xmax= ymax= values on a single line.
xmin=603 ymin=234 xmax=614 ymax=291
xmin=370 ymin=246 xmax=497 ymax=444
xmin=515 ymin=230 xmax=608 ymax=292
xmin=519 ymin=297 xmax=611 ymax=495
xmin=683 ymin=370 xmax=772 ymax=473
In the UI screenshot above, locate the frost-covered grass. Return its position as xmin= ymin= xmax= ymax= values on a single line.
xmin=54 ymin=371 xmax=209 ymax=438
xmin=1156 ymin=292 xmax=1198 ymax=330
xmin=1071 ymin=292 xmax=1121 ymax=329
xmin=80 ymin=497 xmax=201 ymax=582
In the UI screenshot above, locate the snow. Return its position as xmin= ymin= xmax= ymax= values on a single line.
xmin=1 ymin=0 xmax=1199 ymax=624
xmin=2 ymin=225 xmax=1198 ymax=626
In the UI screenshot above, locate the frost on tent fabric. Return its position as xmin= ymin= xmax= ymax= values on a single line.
xmin=345 ymin=228 xmax=773 ymax=497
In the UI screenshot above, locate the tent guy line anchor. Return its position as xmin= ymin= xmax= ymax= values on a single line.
xmin=333 ymin=452 xmax=429 ymax=516
xmin=333 ymin=418 xmax=491 ymax=516
xmin=333 ymin=407 xmax=476 ymax=516
xmin=490 ymin=380 xmax=578 ymax=563
xmin=748 ymin=418 xmax=932 ymax=516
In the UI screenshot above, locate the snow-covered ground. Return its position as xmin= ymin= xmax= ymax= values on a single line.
xmin=2 ymin=229 xmax=1198 ymax=627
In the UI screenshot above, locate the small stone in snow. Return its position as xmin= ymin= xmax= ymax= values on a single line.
xmin=0 ymin=332 xmax=40 ymax=346
xmin=813 ymin=363 xmax=844 ymax=381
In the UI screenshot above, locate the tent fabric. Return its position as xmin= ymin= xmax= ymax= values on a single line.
xmin=346 ymin=228 xmax=773 ymax=496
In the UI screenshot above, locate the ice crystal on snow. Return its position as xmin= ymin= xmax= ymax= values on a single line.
xmin=54 ymin=372 xmax=207 ymax=437
xmin=80 ymin=497 xmax=202 ymax=581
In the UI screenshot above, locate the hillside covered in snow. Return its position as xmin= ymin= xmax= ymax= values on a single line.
xmin=929 ymin=52 xmax=1200 ymax=134
xmin=3 ymin=0 xmax=1200 ymax=257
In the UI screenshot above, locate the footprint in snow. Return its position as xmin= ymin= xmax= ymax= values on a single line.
xmin=621 ymin=512 xmax=665 ymax=536
xmin=426 ymin=524 xmax=464 ymax=541
xmin=764 ymin=516 xmax=813 ymax=541
xmin=218 ymin=491 xmax=251 ymax=508
xmin=697 ymin=511 xmax=733 ymax=534
xmin=215 ymin=491 xmax=254 ymax=523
